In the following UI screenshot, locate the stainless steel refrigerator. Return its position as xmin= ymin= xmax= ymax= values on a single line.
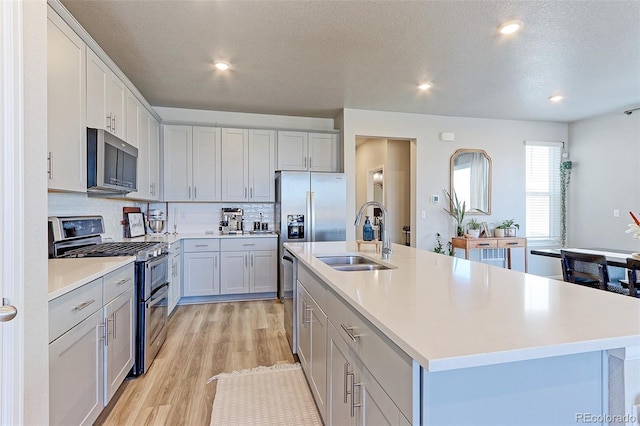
xmin=276 ymin=171 xmax=346 ymax=351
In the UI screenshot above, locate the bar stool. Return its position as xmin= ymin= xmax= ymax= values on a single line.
xmin=623 ymin=257 xmax=640 ymax=298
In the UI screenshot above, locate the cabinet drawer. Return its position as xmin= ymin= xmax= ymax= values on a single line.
xmin=298 ymin=264 xmax=328 ymax=310
xmin=169 ymin=240 xmax=181 ymax=255
xmin=220 ymin=237 xmax=276 ymax=252
xmin=467 ymin=240 xmax=498 ymax=249
xmin=49 ymin=278 xmax=103 ymax=343
xmin=183 ymin=238 xmax=220 ymax=252
xmin=497 ymin=238 xmax=526 ymax=248
xmin=327 ymin=290 xmax=413 ymax=421
xmin=103 ymin=263 xmax=134 ymax=303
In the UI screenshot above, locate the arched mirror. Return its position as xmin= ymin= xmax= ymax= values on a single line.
xmin=450 ymin=149 xmax=491 ymax=214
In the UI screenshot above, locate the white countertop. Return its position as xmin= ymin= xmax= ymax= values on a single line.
xmin=285 ymin=241 xmax=640 ymax=372
xmin=126 ymin=232 xmax=278 ymax=245
xmin=48 ymin=257 xmax=135 ymax=301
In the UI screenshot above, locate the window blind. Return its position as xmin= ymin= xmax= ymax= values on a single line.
xmin=524 ymin=141 xmax=563 ymax=245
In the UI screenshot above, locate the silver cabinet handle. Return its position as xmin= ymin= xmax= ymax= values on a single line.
xmin=340 ymin=323 xmax=360 ymax=342
xmin=195 ymin=244 xmax=209 ymax=248
xmin=113 ymin=115 xmax=117 ymax=133
xmin=0 ymin=298 xmax=17 ymax=322
xmin=188 ymin=186 xmax=191 ymax=199
xmin=243 ymin=243 xmax=255 ymax=246
xmin=150 ymin=183 xmax=154 ymax=195
xmin=305 ymin=304 xmax=313 ymax=324
xmin=215 ymin=256 xmax=218 ymax=268
xmin=107 ymin=314 xmax=115 ymax=344
xmin=106 ymin=113 xmax=112 ymax=130
xmin=72 ymin=299 xmax=95 ymax=312
xmin=309 ymin=157 xmax=312 ymax=169
xmin=343 ymin=363 xmax=350 ymax=403
xmin=194 ymin=186 xmax=197 ymax=199
xmin=244 ymin=187 xmax=248 ymax=199
xmin=250 ymin=254 xmax=254 ymax=267
xmin=117 ymin=278 xmax=131 ymax=286
xmin=304 ymin=156 xmax=307 ymax=168
xmin=245 ymin=254 xmax=248 ymax=267
xmin=47 ymin=152 xmax=53 ymax=179
xmin=250 ymin=187 xmax=253 ymax=199
xmin=350 ymin=373 xmax=362 ymax=417
xmin=98 ymin=323 xmax=107 ymax=345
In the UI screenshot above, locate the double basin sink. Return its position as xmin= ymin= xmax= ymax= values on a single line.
xmin=316 ymin=255 xmax=394 ymax=272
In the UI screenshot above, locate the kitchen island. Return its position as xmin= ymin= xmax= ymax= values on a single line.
xmin=285 ymin=241 xmax=640 ymax=425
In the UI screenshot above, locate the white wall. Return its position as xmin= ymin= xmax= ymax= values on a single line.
xmin=355 ymin=138 xmax=386 ymax=239
xmin=340 ymin=108 xmax=568 ymax=273
xmin=23 ymin=1 xmax=49 ymax=423
xmin=568 ymin=111 xmax=640 ymax=250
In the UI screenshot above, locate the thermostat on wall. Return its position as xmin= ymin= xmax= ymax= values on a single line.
xmin=431 ymin=195 xmax=439 ymax=203
xmin=440 ymin=132 xmax=455 ymax=142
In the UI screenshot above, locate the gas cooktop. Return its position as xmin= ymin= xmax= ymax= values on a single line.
xmin=61 ymin=241 xmax=167 ymax=262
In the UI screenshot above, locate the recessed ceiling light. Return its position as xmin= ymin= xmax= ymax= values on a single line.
xmin=418 ymin=83 xmax=432 ymax=91
xmin=214 ymin=61 xmax=230 ymax=71
xmin=549 ymin=95 xmax=564 ymax=103
xmin=498 ymin=20 xmax=523 ymax=35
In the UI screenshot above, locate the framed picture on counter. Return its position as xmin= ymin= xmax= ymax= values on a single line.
xmin=127 ymin=212 xmax=146 ymax=237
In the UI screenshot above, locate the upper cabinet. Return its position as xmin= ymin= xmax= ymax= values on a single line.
xmin=163 ymin=125 xmax=222 ymax=201
xmin=127 ymin=110 xmax=160 ymax=201
xmin=125 ymin=89 xmax=140 ymax=148
xmin=47 ymin=6 xmax=87 ymax=192
xmin=277 ymin=131 xmax=339 ymax=172
xmin=221 ymin=128 xmax=275 ymax=202
xmin=86 ymin=49 xmax=126 ymax=141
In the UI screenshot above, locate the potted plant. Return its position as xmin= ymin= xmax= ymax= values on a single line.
xmin=495 ymin=219 xmax=519 ymax=237
xmin=433 ymin=232 xmax=454 ymax=256
xmin=467 ymin=218 xmax=481 ymax=238
xmin=443 ymin=189 xmax=467 ymax=237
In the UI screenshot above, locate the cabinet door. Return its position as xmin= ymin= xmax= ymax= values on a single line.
xmin=163 ymin=125 xmax=193 ymax=201
xmin=309 ymin=133 xmax=338 ymax=172
xmin=220 ymin=128 xmax=249 ymax=201
xmin=309 ymin=295 xmax=328 ymax=420
xmin=168 ymin=252 xmax=180 ymax=314
xmin=277 ymin=131 xmax=308 ymax=171
xmin=183 ymin=251 xmax=220 ymax=296
xmin=106 ymin=71 xmax=126 ymax=139
xmin=49 ymin=310 xmax=104 ymax=426
xmin=297 ymin=284 xmax=311 ymax=373
xmin=327 ymin=322 xmax=356 ymax=426
xmin=127 ymin=108 xmax=150 ymax=200
xmin=357 ymin=366 xmax=403 ymax=426
xmin=248 ymin=129 xmax=275 ymax=202
xmin=47 ymin=8 xmax=86 ymax=192
xmin=220 ymin=251 xmax=250 ymax=294
xmin=148 ymin=117 xmax=160 ymax=200
xmin=104 ymin=288 xmax=134 ymax=404
xmin=86 ymin=48 xmax=108 ymax=131
xmin=249 ymin=250 xmax=277 ymax=293
xmin=193 ymin=126 xmax=222 ymax=201
xmin=125 ymin=90 xmax=139 ymax=147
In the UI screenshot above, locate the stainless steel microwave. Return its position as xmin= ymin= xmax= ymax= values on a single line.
xmin=87 ymin=128 xmax=138 ymax=193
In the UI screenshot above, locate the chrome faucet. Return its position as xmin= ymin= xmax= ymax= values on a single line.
xmin=355 ymin=201 xmax=392 ymax=260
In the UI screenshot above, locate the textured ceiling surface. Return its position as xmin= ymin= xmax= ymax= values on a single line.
xmin=60 ymin=0 xmax=640 ymax=122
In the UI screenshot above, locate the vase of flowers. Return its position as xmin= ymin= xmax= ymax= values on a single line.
xmin=627 ymin=212 xmax=640 ymax=258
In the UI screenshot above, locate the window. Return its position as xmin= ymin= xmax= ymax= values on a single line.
xmin=525 ymin=141 xmax=563 ymax=245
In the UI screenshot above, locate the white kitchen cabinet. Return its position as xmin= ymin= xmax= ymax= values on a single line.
xmin=297 ymin=282 xmax=327 ymax=420
xmin=163 ymin=125 xmax=221 ymax=201
xmin=47 ymin=6 xmax=87 ymax=192
xmin=328 ymin=321 xmax=356 ymax=426
xmin=220 ymin=238 xmax=277 ymax=295
xmin=86 ymin=49 xmax=126 ymax=140
xmin=221 ymin=128 xmax=275 ymax=202
xmin=182 ymin=239 xmax=221 ymax=297
xmin=125 ymin=89 xmax=140 ymax=147
xmin=49 ymin=263 xmax=134 ymax=425
xmin=277 ymin=131 xmax=339 ymax=172
xmin=168 ymin=241 xmax=182 ymax=313
xmin=104 ymin=287 xmax=134 ymax=404
xmin=127 ymin=110 xmax=160 ymax=200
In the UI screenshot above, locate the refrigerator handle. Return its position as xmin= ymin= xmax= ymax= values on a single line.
xmin=306 ymin=191 xmax=312 ymax=242
xmin=310 ymin=191 xmax=316 ymax=242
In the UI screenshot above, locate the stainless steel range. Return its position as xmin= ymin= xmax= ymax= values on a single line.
xmin=49 ymin=215 xmax=169 ymax=376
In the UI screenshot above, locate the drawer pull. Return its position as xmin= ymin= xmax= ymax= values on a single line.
xmin=478 ymin=243 xmax=491 ymax=246
xmin=243 ymin=243 xmax=256 ymax=246
xmin=506 ymin=242 xmax=519 ymax=245
xmin=340 ymin=324 xmax=360 ymax=342
xmin=72 ymin=299 xmax=95 ymax=312
xmin=116 ymin=278 xmax=131 ymax=286
xmin=195 ymin=244 xmax=209 ymax=248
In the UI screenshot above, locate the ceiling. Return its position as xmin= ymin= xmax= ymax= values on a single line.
xmin=60 ymin=0 xmax=640 ymax=123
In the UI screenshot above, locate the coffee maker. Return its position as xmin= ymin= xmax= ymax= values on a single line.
xmin=221 ymin=208 xmax=244 ymax=234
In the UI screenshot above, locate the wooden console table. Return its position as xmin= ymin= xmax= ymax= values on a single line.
xmin=452 ymin=237 xmax=528 ymax=272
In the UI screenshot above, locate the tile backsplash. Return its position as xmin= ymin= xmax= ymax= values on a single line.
xmin=48 ymin=193 xmax=274 ymax=240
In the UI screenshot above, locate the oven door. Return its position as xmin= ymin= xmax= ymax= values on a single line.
xmin=143 ymin=282 xmax=168 ymax=374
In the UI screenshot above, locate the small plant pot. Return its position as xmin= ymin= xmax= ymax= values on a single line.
xmin=494 ymin=228 xmax=505 ymax=238
xmin=468 ymin=229 xmax=480 ymax=238
xmin=505 ymin=227 xmax=517 ymax=237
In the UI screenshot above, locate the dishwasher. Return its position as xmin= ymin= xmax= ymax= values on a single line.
xmin=281 ymin=249 xmax=297 ymax=354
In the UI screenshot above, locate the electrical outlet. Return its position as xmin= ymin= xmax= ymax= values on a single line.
xmin=181 ymin=210 xmax=186 ymax=219
xmin=421 ymin=211 xmax=426 ymax=219
xmin=613 ymin=209 xmax=620 ymax=217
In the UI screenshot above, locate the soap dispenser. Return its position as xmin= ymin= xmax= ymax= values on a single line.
xmin=363 ymin=216 xmax=374 ymax=241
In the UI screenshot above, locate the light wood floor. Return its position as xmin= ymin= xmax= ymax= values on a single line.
xmin=96 ymin=300 xmax=295 ymax=426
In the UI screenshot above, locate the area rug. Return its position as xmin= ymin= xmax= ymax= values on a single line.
xmin=207 ymin=363 xmax=322 ymax=426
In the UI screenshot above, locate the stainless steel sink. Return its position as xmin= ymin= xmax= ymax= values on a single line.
xmin=316 ymin=255 xmax=393 ymax=271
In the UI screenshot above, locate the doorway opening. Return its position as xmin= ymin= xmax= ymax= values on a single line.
xmin=355 ymin=137 xmax=415 ymax=246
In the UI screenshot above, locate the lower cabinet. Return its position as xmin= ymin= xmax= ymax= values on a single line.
xmin=297 ymin=263 xmax=413 ymax=426
xmin=169 ymin=241 xmax=182 ymax=313
xmin=220 ymin=237 xmax=277 ymax=295
xmin=49 ymin=263 xmax=134 ymax=426
xmin=182 ymin=239 xmax=220 ymax=297
xmin=297 ymin=282 xmax=328 ymax=420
